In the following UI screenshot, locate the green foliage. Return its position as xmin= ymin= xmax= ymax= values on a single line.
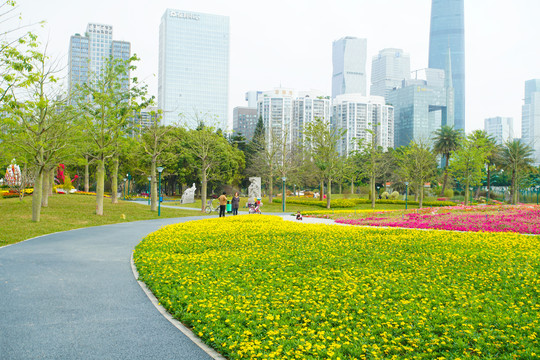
xmin=390 ymin=191 xmax=399 ymax=200
xmin=443 ymin=188 xmax=454 ymax=198
xmin=274 ymin=197 xmax=455 ymax=208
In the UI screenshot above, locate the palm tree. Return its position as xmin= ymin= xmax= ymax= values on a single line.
xmin=433 ymin=125 xmax=463 ymax=196
xmin=499 ymin=140 xmax=535 ymax=204
xmin=469 ymin=130 xmax=500 ymax=200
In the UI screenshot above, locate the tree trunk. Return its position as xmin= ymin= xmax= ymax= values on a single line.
xmin=32 ymin=168 xmax=44 ymax=222
xmin=320 ymin=180 xmax=324 ymax=201
xmin=512 ymin=169 xmax=518 ymax=204
xmin=150 ymin=161 xmax=158 ymax=211
xmin=338 ymin=181 xmax=342 ymax=195
xmin=268 ymin=177 xmax=273 ymax=203
xmin=351 ymin=180 xmax=354 ymax=196
xmin=414 ymin=185 xmax=419 ymax=202
xmin=201 ymin=167 xmax=207 ymax=212
xmin=48 ymin=168 xmax=54 ymax=195
xmin=419 ymin=183 xmax=424 ymax=208
xmin=440 ymin=154 xmax=450 ymax=196
xmin=96 ymin=159 xmax=105 ymax=216
xmin=486 ymin=167 xmax=491 ymax=201
xmin=84 ymin=155 xmax=90 ymax=192
xmin=464 ymin=180 xmax=470 ymax=206
xmin=370 ymin=176 xmax=376 ymax=209
xmin=111 ymin=157 xmax=119 ymax=204
xmin=326 ymin=178 xmax=332 ymax=209
xmin=41 ymin=168 xmax=50 ymax=208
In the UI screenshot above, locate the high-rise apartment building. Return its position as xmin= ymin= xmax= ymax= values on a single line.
xmin=332 ymin=94 xmax=394 ymax=156
xmin=484 ymin=117 xmax=514 ymax=146
xmin=388 ymin=68 xmax=453 ymax=147
xmin=158 ymin=9 xmax=230 ymax=128
xmin=68 ymin=23 xmax=131 ymax=94
xmin=429 ymin=0 xmax=465 ymax=130
xmin=522 ymin=79 xmax=540 ymax=165
xmin=332 ymin=37 xmax=367 ymax=98
xmin=233 ymin=107 xmax=258 ymax=141
xmin=293 ymin=91 xmax=331 ymax=147
xmin=370 ymin=48 xmax=410 ymax=99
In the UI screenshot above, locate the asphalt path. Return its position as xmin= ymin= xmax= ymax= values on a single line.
xmin=0 ymin=216 xmax=216 ymax=360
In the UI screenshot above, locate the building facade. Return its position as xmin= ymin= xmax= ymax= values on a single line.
xmin=233 ymin=107 xmax=258 ymax=141
xmin=522 ymin=79 xmax=540 ymax=165
xmin=158 ymin=9 xmax=230 ymax=129
xmin=484 ymin=117 xmax=514 ymax=146
xmin=428 ymin=0 xmax=465 ymax=130
xmin=370 ymin=48 xmax=410 ymax=99
xmin=388 ymin=68 xmax=454 ymax=148
xmin=332 ymin=94 xmax=394 ymax=156
xmin=130 ymin=106 xmax=159 ymax=137
xmin=68 ymin=23 xmax=131 ymax=95
xmin=332 ymin=37 xmax=367 ymax=98
xmin=292 ymin=91 xmax=331 ymax=147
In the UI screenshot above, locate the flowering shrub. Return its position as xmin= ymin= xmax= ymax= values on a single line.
xmin=300 ymin=209 xmax=392 ymax=216
xmin=275 ymin=197 xmax=456 ymax=208
xmin=134 ymin=216 xmax=540 ymax=359
xmin=336 ymin=206 xmax=540 ymax=234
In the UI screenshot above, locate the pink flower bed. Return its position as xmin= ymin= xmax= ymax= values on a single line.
xmin=335 ymin=206 xmax=540 ymax=234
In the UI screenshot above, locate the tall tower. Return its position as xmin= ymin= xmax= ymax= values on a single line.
xmin=428 ymin=0 xmax=465 ymax=130
xmin=158 ymin=9 xmax=230 ymax=128
xmin=522 ymin=79 xmax=540 ymax=165
xmin=332 ymin=37 xmax=367 ymax=98
xmin=370 ymin=48 xmax=410 ymax=99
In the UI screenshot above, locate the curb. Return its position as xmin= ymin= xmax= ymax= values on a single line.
xmin=130 ymin=253 xmax=226 ymax=360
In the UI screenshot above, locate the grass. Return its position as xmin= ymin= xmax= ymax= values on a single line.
xmin=168 ymin=196 xmax=420 ymax=213
xmin=0 ymin=194 xmax=205 ymax=247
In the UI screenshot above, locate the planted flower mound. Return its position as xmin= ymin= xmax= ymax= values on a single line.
xmin=336 ymin=206 xmax=540 ymax=234
xmin=134 ymin=216 xmax=540 ymax=359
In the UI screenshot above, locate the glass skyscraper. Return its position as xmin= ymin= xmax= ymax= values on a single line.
xmin=68 ymin=23 xmax=131 ymax=95
xmin=332 ymin=37 xmax=367 ymax=98
xmin=158 ymin=9 xmax=230 ymax=128
xmin=428 ymin=0 xmax=465 ymax=130
xmin=370 ymin=48 xmax=410 ymax=99
xmin=522 ymin=79 xmax=540 ymax=165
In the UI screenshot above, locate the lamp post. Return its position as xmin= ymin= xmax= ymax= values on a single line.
xmin=536 ymin=185 xmax=539 ymax=205
xmin=404 ymin=182 xmax=409 ymax=210
xmin=282 ymin=177 xmax=287 ymax=213
xmin=470 ymin=187 xmax=473 ymax=204
xmin=157 ymin=166 xmax=164 ymax=216
xmin=294 ymin=184 xmax=296 ymax=197
xmin=147 ymin=176 xmax=151 ymax=206
xmin=122 ymin=177 xmax=127 ymax=200
xmin=126 ymin=173 xmax=132 ymax=199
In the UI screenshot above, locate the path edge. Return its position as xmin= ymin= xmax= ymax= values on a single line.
xmin=130 ymin=253 xmax=226 ymax=360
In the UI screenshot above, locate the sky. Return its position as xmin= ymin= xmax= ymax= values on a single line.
xmin=14 ymin=0 xmax=540 ymax=136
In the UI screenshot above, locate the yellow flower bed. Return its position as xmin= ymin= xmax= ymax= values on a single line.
xmin=134 ymin=215 xmax=540 ymax=359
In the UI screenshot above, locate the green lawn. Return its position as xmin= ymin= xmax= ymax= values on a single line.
xmin=0 ymin=194 xmax=205 ymax=247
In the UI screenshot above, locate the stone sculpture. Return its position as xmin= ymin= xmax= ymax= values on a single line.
xmin=181 ymin=183 xmax=196 ymax=204
xmin=248 ymin=177 xmax=261 ymax=204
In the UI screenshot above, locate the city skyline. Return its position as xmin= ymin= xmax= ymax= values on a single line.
xmin=16 ymin=0 xmax=540 ymax=136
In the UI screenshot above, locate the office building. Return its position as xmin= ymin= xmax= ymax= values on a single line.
xmin=370 ymin=48 xmax=410 ymax=99
xmin=233 ymin=107 xmax=258 ymax=141
xmin=293 ymin=90 xmax=331 ymax=147
xmin=158 ymin=9 xmax=230 ymax=128
xmin=68 ymin=23 xmax=131 ymax=95
xmin=522 ymin=79 xmax=540 ymax=165
xmin=332 ymin=94 xmax=394 ymax=156
xmin=130 ymin=106 xmax=159 ymax=137
xmin=484 ymin=117 xmax=514 ymax=145
xmin=332 ymin=37 xmax=367 ymax=98
xmin=429 ymin=0 xmax=465 ymax=130
xmin=245 ymin=91 xmax=262 ymax=108
xmin=388 ymin=68 xmax=454 ymax=147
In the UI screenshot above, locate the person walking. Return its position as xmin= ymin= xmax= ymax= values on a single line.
xmin=231 ymin=192 xmax=240 ymax=215
xmin=218 ymin=191 xmax=227 ymax=217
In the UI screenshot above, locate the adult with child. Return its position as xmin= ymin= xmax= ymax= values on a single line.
xmin=218 ymin=192 xmax=228 ymax=217
xmin=231 ymin=192 xmax=240 ymax=215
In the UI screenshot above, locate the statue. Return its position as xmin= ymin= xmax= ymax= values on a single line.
xmin=181 ymin=183 xmax=196 ymax=204
xmin=248 ymin=177 xmax=261 ymax=204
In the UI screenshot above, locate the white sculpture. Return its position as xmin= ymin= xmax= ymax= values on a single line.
xmin=181 ymin=183 xmax=196 ymax=204
xmin=248 ymin=177 xmax=261 ymax=204
xmin=5 ymin=159 xmax=21 ymax=187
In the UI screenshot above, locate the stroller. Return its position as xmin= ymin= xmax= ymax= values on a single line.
xmin=248 ymin=198 xmax=262 ymax=214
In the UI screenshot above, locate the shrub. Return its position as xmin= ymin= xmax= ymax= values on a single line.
xmin=444 ymin=188 xmax=454 ymax=198
xmin=329 ymin=199 xmax=356 ymax=208
xmin=390 ymin=191 xmax=399 ymax=200
xmin=381 ymin=191 xmax=389 ymax=199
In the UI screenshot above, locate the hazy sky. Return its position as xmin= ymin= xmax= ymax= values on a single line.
xmin=15 ymin=0 xmax=540 ymax=135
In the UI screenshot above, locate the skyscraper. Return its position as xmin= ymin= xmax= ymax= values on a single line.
xmin=484 ymin=117 xmax=514 ymax=146
xmin=370 ymin=48 xmax=410 ymax=99
xmin=68 ymin=23 xmax=131 ymax=94
xmin=158 ymin=9 xmax=230 ymax=128
xmin=428 ymin=0 xmax=465 ymax=130
xmin=522 ymin=79 xmax=540 ymax=165
xmin=332 ymin=37 xmax=367 ymax=98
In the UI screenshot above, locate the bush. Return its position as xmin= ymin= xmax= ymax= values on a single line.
xmin=381 ymin=191 xmax=389 ymax=199
xmin=390 ymin=191 xmax=399 ymax=200
xmin=444 ymin=189 xmax=454 ymax=198
xmin=329 ymin=199 xmax=356 ymax=208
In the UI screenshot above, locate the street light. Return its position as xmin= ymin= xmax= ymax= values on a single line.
xmin=536 ymin=185 xmax=539 ymax=205
xmin=122 ymin=177 xmax=127 ymax=200
xmin=282 ymin=177 xmax=287 ymax=213
xmin=294 ymin=184 xmax=296 ymax=197
xmin=404 ymin=182 xmax=409 ymax=210
xmin=157 ymin=166 xmax=164 ymax=216
xmin=470 ymin=187 xmax=473 ymax=204
xmin=126 ymin=173 xmax=131 ymax=199
xmin=147 ymin=176 xmax=151 ymax=206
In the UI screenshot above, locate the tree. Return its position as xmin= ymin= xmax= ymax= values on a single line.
xmin=433 ymin=125 xmax=463 ymax=196
xmin=498 ymin=139 xmax=535 ymax=204
xmin=397 ymin=141 xmax=437 ymax=208
xmin=469 ymin=130 xmax=499 ymax=199
xmin=248 ymin=128 xmax=280 ymax=203
xmin=303 ymin=117 xmax=344 ymax=209
xmin=448 ymin=135 xmax=489 ymax=206
xmin=75 ymin=55 xmax=148 ymax=215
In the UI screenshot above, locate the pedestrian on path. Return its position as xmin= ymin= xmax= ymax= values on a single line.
xmin=231 ymin=192 xmax=240 ymax=215
xmin=218 ymin=192 xmax=227 ymax=217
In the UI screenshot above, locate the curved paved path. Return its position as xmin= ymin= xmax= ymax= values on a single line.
xmin=0 ymin=216 xmax=215 ymax=360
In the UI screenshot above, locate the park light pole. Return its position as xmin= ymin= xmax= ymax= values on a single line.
xmin=126 ymin=173 xmax=132 ymax=199
xmin=404 ymin=182 xmax=409 ymax=210
xmin=282 ymin=177 xmax=287 ymax=213
xmin=157 ymin=166 xmax=164 ymax=216
xmin=470 ymin=187 xmax=473 ymax=204
xmin=536 ymin=185 xmax=539 ymax=205
xmin=122 ymin=177 xmax=127 ymax=200
xmin=147 ymin=176 xmax=151 ymax=206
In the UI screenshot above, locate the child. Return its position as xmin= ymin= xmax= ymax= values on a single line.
xmin=296 ymin=211 xmax=303 ymax=220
